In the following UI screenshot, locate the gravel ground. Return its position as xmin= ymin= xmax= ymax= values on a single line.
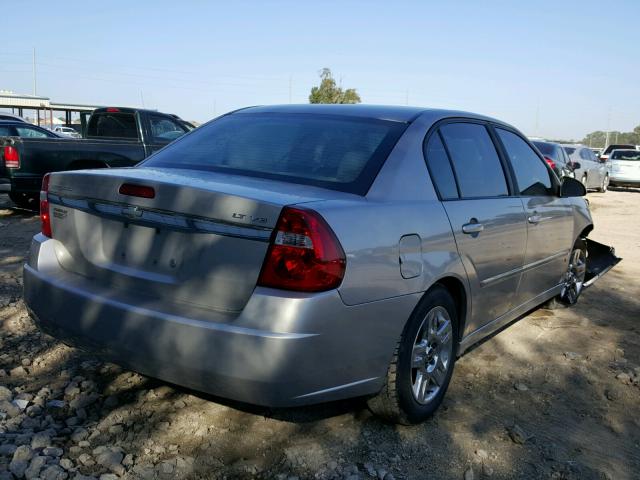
xmin=0 ymin=189 xmax=639 ymax=480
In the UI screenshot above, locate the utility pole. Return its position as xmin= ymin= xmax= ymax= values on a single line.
xmin=32 ymin=47 xmax=37 ymax=96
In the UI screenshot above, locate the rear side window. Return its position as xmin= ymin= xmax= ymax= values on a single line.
xmin=0 ymin=126 xmax=12 ymax=136
xmin=496 ymin=129 xmax=554 ymax=196
xmin=142 ymin=113 xmax=407 ymax=195
xmin=87 ymin=112 xmax=138 ymax=139
xmin=424 ymin=133 xmax=458 ymax=200
xmin=439 ymin=123 xmax=508 ymax=198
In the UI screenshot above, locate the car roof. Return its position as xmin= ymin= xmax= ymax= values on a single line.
xmin=236 ymin=104 xmax=507 ymax=125
xmin=531 ymin=139 xmax=560 ymax=147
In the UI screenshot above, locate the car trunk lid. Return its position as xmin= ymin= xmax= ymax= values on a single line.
xmin=46 ymin=167 xmax=348 ymax=314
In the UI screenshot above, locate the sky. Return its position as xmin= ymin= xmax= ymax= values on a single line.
xmin=2 ymin=0 xmax=639 ymax=140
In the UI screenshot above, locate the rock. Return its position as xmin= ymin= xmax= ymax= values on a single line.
xmin=70 ymin=428 xmax=89 ymax=443
xmin=122 ymin=453 xmax=134 ymax=467
xmin=464 ymin=467 xmax=475 ymax=480
xmin=0 ymin=399 xmax=21 ymax=418
xmin=44 ymin=447 xmax=64 ymax=457
xmin=563 ymin=352 xmax=581 ymax=361
xmin=12 ymin=444 xmax=34 ymax=463
xmin=475 ymin=449 xmax=489 ymax=460
xmin=69 ymin=393 xmax=99 ymax=411
xmin=31 ymin=431 xmax=51 ymax=449
xmin=10 ymin=366 xmax=27 ymax=377
xmin=482 ymin=464 xmax=494 ymax=477
xmin=10 ymin=459 xmax=29 ymax=478
xmin=506 ymin=424 xmax=532 ymax=444
xmin=21 ymin=358 xmax=32 ymax=367
xmin=0 ymin=443 xmax=17 ymax=456
xmin=95 ymin=449 xmax=124 ymax=476
xmin=605 ymin=388 xmax=620 ymax=402
xmin=41 ymin=465 xmax=68 ymax=480
xmin=59 ymin=458 xmax=74 ymax=470
xmin=103 ymin=396 xmax=118 ymax=408
xmin=78 ymin=453 xmax=95 ymax=466
xmin=24 ymin=455 xmax=47 ymax=479
xmin=46 ymin=400 xmax=66 ymax=409
xmin=377 ymin=469 xmax=387 ymax=480
xmin=616 ymin=372 xmax=632 ymax=385
xmin=383 ymin=474 xmax=395 ymax=480
xmin=99 ymin=475 xmax=119 ymax=480
xmin=108 ymin=424 xmax=123 ymax=435
xmin=0 ymin=385 xmax=12 ymax=401
xmin=364 ymin=462 xmax=376 ymax=477
xmin=514 ymin=382 xmax=529 ymax=391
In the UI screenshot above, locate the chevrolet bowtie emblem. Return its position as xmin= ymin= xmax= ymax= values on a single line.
xmin=122 ymin=206 xmax=143 ymax=219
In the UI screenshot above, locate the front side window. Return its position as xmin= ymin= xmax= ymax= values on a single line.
xmin=15 ymin=126 xmax=51 ymax=138
xmin=149 ymin=115 xmax=188 ymax=143
xmin=424 ymin=132 xmax=458 ymax=200
xmin=439 ymin=123 xmax=508 ymax=198
xmin=87 ymin=112 xmax=138 ymax=139
xmin=142 ymin=113 xmax=407 ymax=195
xmin=497 ymin=129 xmax=554 ymax=196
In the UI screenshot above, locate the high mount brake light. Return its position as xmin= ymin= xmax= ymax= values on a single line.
xmin=119 ymin=183 xmax=155 ymax=199
xmin=257 ymin=206 xmax=346 ymax=292
xmin=40 ymin=174 xmax=52 ymax=238
xmin=3 ymin=146 xmax=19 ymax=168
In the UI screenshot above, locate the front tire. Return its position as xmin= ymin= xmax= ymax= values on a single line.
xmin=368 ymin=286 xmax=458 ymax=424
xmin=546 ymin=238 xmax=587 ymax=309
xmin=598 ymin=174 xmax=609 ymax=193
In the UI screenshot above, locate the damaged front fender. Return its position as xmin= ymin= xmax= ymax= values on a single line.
xmin=584 ymin=239 xmax=622 ymax=288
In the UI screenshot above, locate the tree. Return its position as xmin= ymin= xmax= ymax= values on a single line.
xmin=309 ymin=68 xmax=361 ymax=104
xmin=582 ymin=126 xmax=640 ymax=148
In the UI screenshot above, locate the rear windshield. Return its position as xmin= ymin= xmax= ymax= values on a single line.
xmin=563 ymin=146 xmax=576 ymax=155
xmin=611 ymin=150 xmax=640 ymax=161
xmin=87 ymin=112 xmax=138 ymax=139
xmin=141 ymin=113 xmax=408 ymax=195
xmin=532 ymin=141 xmax=562 ymax=162
xmin=604 ymin=144 xmax=635 ymax=155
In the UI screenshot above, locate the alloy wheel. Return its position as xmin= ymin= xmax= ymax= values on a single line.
xmin=410 ymin=306 xmax=453 ymax=405
xmin=561 ymin=247 xmax=587 ymax=304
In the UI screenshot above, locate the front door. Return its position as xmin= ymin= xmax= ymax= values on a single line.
xmin=433 ymin=122 xmax=527 ymax=336
xmin=494 ymin=128 xmax=574 ymax=302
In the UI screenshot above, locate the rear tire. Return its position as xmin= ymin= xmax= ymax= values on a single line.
xmin=367 ymin=285 xmax=458 ymax=424
xmin=545 ymin=238 xmax=588 ymax=310
xmin=8 ymin=192 xmax=38 ymax=210
xmin=580 ymin=174 xmax=588 ymax=189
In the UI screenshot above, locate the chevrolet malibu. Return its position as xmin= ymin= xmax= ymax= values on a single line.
xmin=24 ymin=105 xmax=604 ymax=424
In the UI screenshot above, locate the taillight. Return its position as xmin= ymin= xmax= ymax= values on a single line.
xmin=544 ymin=156 xmax=556 ymax=170
xmin=40 ymin=174 xmax=52 ymax=238
xmin=3 ymin=146 xmax=19 ymax=169
xmin=257 ymin=206 xmax=346 ymax=292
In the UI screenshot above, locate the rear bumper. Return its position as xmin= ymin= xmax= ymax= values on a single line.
xmin=609 ymin=175 xmax=640 ymax=187
xmin=0 ymin=174 xmax=41 ymax=194
xmin=24 ymin=235 xmax=418 ymax=407
xmin=0 ymin=177 xmax=10 ymax=193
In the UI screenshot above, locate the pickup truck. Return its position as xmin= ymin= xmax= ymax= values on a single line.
xmin=0 ymin=107 xmax=192 ymax=209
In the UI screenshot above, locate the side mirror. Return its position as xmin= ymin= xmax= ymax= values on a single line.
xmin=570 ymin=161 xmax=581 ymax=170
xmin=560 ymin=177 xmax=587 ymax=197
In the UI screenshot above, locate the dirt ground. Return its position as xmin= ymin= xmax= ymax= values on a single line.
xmin=0 ymin=189 xmax=638 ymax=480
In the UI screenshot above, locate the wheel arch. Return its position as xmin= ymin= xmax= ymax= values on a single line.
xmin=430 ymin=275 xmax=469 ymax=344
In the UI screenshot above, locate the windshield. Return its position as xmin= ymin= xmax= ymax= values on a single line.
xmin=611 ymin=150 xmax=640 ymax=161
xmin=142 ymin=112 xmax=408 ymax=195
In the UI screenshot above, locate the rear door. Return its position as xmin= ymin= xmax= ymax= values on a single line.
xmin=494 ymin=128 xmax=573 ymax=302
xmin=429 ymin=122 xmax=527 ymax=336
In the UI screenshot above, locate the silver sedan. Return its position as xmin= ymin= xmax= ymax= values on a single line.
xmin=25 ymin=105 xmax=606 ymax=424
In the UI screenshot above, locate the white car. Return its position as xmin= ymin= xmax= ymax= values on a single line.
xmin=609 ymin=149 xmax=640 ymax=188
xmin=53 ymin=126 xmax=81 ymax=138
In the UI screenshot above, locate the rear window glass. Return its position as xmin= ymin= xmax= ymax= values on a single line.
xmin=142 ymin=113 xmax=407 ymax=195
xmin=563 ymin=146 xmax=576 ymax=155
xmin=87 ymin=112 xmax=138 ymax=139
xmin=439 ymin=123 xmax=509 ymax=198
xmin=611 ymin=150 xmax=640 ymax=160
xmin=532 ymin=141 xmax=555 ymax=156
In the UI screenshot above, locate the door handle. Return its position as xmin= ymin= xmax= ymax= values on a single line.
xmin=528 ymin=214 xmax=542 ymax=224
xmin=462 ymin=222 xmax=484 ymax=234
